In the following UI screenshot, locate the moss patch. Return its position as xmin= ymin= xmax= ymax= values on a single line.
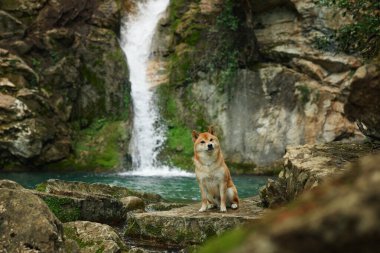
xmin=42 ymin=196 xmax=81 ymax=222
xmin=196 ymin=228 xmax=250 ymax=253
xmin=47 ymin=119 xmax=126 ymax=171
xmin=35 ymin=182 xmax=47 ymax=192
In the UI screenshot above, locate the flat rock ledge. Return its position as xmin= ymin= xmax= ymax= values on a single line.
xmin=125 ymin=197 xmax=264 ymax=246
xmin=260 ymin=142 xmax=379 ymax=208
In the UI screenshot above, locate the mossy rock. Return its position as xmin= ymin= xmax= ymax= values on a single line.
xmin=47 ymin=119 xmax=129 ymax=171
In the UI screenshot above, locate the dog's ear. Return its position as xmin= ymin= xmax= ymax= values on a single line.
xmin=192 ymin=130 xmax=199 ymax=142
xmin=208 ymin=126 xmax=215 ymax=135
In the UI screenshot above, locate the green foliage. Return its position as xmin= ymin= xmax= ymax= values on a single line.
xmin=31 ymin=57 xmax=42 ymax=69
xmin=64 ymin=227 xmax=96 ymax=248
xmin=216 ymin=0 xmax=239 ymax=31
xmin=43 ymin=197 xmax=80 ymax=222
xmin=296 ymin=85 xmax=311 ymax=105
xmin=312 ymin=34 xmax=337 ymax=52
xmin=318 ymin=0 xmax=380 ymax=57
xmin=196 ymin=228 xmax=250 ymax=253
xmin=49 ymin=119 xmax=125 ymax=171
xmin=35 ymin=182 xmax=47 ymax=192
xmin=49 ymin=51 xmax=61 ymax=63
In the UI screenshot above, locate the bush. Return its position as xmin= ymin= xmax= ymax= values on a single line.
xmin=318 ymin=0 xmax=380 ymax=58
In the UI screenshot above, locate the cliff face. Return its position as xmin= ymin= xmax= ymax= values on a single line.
xmin=0 ymin=0 xmax=131 ymax=170
xmin=153 ymin=0 xmax=376 ymax=171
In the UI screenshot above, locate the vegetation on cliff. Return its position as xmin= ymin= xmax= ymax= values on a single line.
xmin=318 ymin=0 xmax=380 ymax=58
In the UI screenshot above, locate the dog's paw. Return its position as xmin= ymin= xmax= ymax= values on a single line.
xmin=220 ymin=206 xmax=227 ymax=212
xmin=199 ymin=207 xmax=207 ymax=212
xmin=231 ymin=203 xmax=238 ymax=209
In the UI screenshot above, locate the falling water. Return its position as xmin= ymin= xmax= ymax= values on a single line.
xmin=120 ymin=0 xmax=192 ymax=177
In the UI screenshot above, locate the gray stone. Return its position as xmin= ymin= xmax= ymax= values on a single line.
xmin=64 ymin=221 xmax=127 ymax=253
xmin=0 ymin=188 xmax=65 ymax=252
xmin=260 ymin=142 xmax=380 ymax=207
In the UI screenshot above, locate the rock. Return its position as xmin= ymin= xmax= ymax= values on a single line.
xmin=42 ymin=179 xmax=162 ymax=202
xmin=153 ymin=0 xmax=367 ymax=171
xmin=146 ymin=202 xmax=187 ymax=211
xmin=200 ymin=154 xmax=380 ymax=253
xmin=90 ymin=0 xmax=121 ymax=31
xmin=0 ymin=188 xmax=65 ymax=252
xmin=260 ymin=142 xmax=380 ymax=208
xmin=0 ymin=0 xmax=132 ymax=171
xmin=64 ymin=221 xmax=128 ymax=253
xmin=0 ymin=10 xmax=25 ymax=39
xmin=120 ymin=196 xmax=145 ymax=211
xmin=0 ymin=179 xmax=24 ymax=190
xmin=125 ymin=197 xmax=264 ymax=246
xmin=33 ymin=180 xmax=161 ymax=224
xmin=0 ymin=93 xmax=31 ymax=123
xmin=0 ymin=49 xmax=39 ymax=85
xmin=344 ymin=64 xmax=380 ymax=140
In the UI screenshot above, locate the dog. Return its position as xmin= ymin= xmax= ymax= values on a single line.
xmin=192 ymin=126 xmax=239 ymax=212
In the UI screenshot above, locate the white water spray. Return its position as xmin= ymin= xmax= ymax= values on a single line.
xmin=120 ymin=0 xmax=193 ymax=177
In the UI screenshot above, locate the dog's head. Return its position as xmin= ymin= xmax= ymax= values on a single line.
xmin=192 ymin=126 xmax=220 ymax=155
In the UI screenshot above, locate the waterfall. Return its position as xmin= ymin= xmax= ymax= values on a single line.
xmin=120 ymin=0 xmax=192 ymax=177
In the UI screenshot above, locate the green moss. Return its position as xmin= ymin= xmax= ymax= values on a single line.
xmin=47 ymin=119 xmax=126 ymax=171
xmin=124 ymin=219 xmax=141 ymax=237
xmin=196 ymin=228 xmax=250 ymax=253
xmin=81 ymin=65 xmax=105 ymax=92
xmin=64 ymin=226 xmax=96 ymax=248
xmin=35 ymin=182 xmax=47 ymax=192
xmin=296 ymin=85 xmax=311 ymax=105
xmin=43 ymin=196 xmax=80 ymax=222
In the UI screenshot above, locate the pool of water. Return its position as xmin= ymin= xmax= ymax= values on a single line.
xmin=0 ymin=172 xmax=269 ymax=202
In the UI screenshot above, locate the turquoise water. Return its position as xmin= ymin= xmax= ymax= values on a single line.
xmin=0 ymin=172 xmax=269 ymax=202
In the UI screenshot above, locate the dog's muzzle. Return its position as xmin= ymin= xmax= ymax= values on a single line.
xmin=207 ymin=144 xmax=214 ymax=151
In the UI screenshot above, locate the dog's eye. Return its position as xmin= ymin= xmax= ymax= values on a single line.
xmin=200 ymin=141 xmax=205 ymax=144
xmin=210 ymin=138 xmax=213 ymax=142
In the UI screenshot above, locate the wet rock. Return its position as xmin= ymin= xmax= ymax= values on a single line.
xmin=0 ymin=188 xmax=65 ymax=252
xmin=42 ymin=179 xmax=162 ymax=202
xmin=33 ymin=179 xmax=161 ymax=224
xmin=125 ymin=197 xmax=264 ymax=246
xmin=64 ymin=221 xmax=128 ymax=253
xmin=260 ymin=142 xmax=380 ymax=208
xmin=201 ymin=154 xmax=380 ymax=253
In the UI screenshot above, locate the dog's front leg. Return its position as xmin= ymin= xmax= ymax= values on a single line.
xmin=199 ymin=183 xmax=208 ymax=212
xmin=219 ymin=183 xmax=227 ymax=212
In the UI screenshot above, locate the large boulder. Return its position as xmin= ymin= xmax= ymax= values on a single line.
xmin=199 ymin=154 xmax=380 ymax=253
xmin=34 ymin=179 xmax=161 ymax=224
xmin=64 ymin=221 xmax=128 ymax=253
xmin=125 ymin=197 xmax=264 ymax=246
xmin=260 ymin=142 xmax=380 ymax=208
xmin=0 ymin=187 xmax=65 ymax=252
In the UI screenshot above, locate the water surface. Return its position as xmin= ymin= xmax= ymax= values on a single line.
xmin=0 ymin=172 xmax=269 ymax=202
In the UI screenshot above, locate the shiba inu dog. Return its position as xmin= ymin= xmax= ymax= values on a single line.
xmin=192 ymin=126 xmax=239 ymax=212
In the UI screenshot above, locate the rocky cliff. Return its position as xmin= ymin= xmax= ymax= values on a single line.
xmin=0 ymin=0 xmax=132 ymax=171
xmin=152 ymin=0 xmax=379 ymax=171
